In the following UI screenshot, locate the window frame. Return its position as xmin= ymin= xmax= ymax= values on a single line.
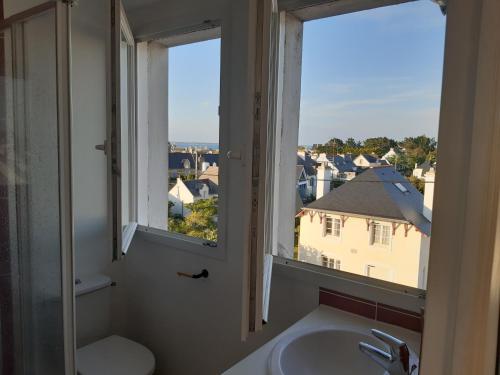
xmin=134 ymin=23 xmax=227 ymax=260
xmin=265 ymin=0 xmax=444 ymax=301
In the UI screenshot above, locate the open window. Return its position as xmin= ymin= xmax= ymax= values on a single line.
xmin=264 ymin=0 xmax=446 ymax=292
xmin=110 ymin=0 xmax=137 ymax=259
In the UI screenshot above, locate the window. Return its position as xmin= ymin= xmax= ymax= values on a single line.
xmin=135 ymin=26 xmax=223 ymax=249
xmin=271 ymin=0 xmax=445 ymax=290
xmin=371 ymin=223 xmax=391 ymax=246
xmin=324 ymin=216 xmax=341 ymax=237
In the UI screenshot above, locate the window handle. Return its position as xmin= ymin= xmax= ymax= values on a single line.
xmin=177 ymin=269 xmax=209 ymax=279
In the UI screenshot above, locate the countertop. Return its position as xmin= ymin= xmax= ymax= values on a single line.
xmin=223 ymin=304 xmax=421 ymax=375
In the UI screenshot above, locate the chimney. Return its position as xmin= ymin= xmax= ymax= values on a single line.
xmin=316 ymin=162 xmax=332 ymax=199
xmin=423 ymin=167 xmax=435 ymax=221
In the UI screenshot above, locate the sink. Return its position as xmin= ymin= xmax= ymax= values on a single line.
xmin=268 ymin=327 xmax=418 ymax=375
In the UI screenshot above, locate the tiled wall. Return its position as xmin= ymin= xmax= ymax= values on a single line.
xmin=319 ymin=287 xmax=423 ymax=332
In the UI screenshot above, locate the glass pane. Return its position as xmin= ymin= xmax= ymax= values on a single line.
xmin=0 ymin=9 xmax=65 ymax=374
xmin=291 ymin=1 xmax=445 ymax=289
xmin=167 ymin=37 xmax=221 ymax=243
xmin=120 ymin=32 xmax=132 ymax=230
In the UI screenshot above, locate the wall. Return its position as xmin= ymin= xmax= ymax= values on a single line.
xmin=298 ymin=213 xmax=426 ymax=288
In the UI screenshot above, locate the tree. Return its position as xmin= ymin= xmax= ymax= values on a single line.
xmin=168 ymin=197 xmax=218 ymax=241
xmin=362 ymin=137 xmax=397 ymax=157
xmin=408 ymin=176 xmax=425 ymax=193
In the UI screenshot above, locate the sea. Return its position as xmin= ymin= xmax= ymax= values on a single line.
xmin=172 ymin=142 xmax=219 ymax=150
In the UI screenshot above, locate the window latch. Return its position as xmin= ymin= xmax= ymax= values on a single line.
xmin=95 ymin=141 xmax=107 ymax=155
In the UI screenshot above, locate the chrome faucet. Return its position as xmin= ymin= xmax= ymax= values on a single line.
xmin=359 ymin=329 xmax=415 ymax=375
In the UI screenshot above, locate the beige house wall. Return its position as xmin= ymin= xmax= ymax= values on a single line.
xmin=298 ymin=210 xmax=429 ymax=288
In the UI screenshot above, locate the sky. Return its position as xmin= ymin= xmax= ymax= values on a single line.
xmin=168 ymin=1 xmax=446 ymax=146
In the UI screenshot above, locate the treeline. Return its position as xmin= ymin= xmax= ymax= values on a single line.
xmin=311 ymin=135 xmax=437 ymax=176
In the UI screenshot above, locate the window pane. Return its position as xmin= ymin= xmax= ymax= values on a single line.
xmin=167 ymin=37 xmax=221 ymax=243
xmin=290 ymin=1 xmax=445 ymax=289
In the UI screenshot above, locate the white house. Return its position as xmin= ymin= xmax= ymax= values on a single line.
xmin=382 ymin=147 xmax=399 ymax=163
xmin=315 ymin=153 xmax=357 ymax=181
xmin=297 ymin=166 xmax=432 ymax=289
xmin=412 ymin=160 xmax=433 ymax=179
xmin=353 ymin=153 xmax=389 ymax=168
xmin=168 ymin=178 xmax=218 ymax=217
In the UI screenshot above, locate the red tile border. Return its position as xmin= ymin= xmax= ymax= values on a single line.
xmin=319 ymin=287 xmax=423 ymax=332
xmin=320 ymin=289 xmax=376 ymax=319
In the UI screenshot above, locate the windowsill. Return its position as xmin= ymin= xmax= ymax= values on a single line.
xmin=136 ymin=225 xmax=226 ymax=260
xmin=272 ymin=256 xmax=425 ymax=313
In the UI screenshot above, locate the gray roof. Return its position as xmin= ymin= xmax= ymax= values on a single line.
xmin=305 ymin=167 xmax=431 ymax=235
xmin=416 ymin=160 xmax=432 ymax=172
xmin=183 ymin=179 xmax=218 ymax=198
xmin=297 ymin=154 xmax=318 ymax=176
xmin=332 ymin=155 xmax=357 ymax=173
xmin=296 ymin=165 xmax=306 ymax=182
xmin=169 ymin=153 xmax=219 ymax=170
xmin=360 ymin=154 xmax=380 ymax=163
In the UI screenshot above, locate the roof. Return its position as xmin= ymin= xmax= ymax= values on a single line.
xmin=169 ymin=153 xmax=219 ymax=170
xmin=199 ymin=166 xmax=219 ymax=185
xmin=416 ymin=160 xmax=432 ymax=172
xmin=183 ymin=179 xmax=218 ymax=198
xmin=332 ymin=155 xmax=357 ymax=173
xmin=305 ymin=167 xmax=431 ymax=235
xmin=359 ymin=154 xmax=380 ymax=163
xmin=296 ymin=165 xmax=306 ymax=182
xmin=297 ymin=154 xmax=318 ymax=176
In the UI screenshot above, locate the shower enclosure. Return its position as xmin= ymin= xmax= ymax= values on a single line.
xmin=0 ymin=2 xmax=74 ymax=374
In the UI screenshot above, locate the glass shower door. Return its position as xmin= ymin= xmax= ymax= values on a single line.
xmin=0 ymin=4 xmax=74 ymax=374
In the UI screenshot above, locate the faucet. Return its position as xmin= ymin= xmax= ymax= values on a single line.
xmin=359 ymin=329 xmax=416 ymax=375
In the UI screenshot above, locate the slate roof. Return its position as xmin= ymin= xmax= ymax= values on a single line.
xmin=305 ymin=166 xmax=431 ymax=235
xmin=169 ymin=153 xmax=219 ymax=170
xmin=183 ymin=179 xmax=218 ymax=198
xmin=296 ymin=165 xmax=307 ymax=182
xmin=416 ymin=160 xmax=432 ymax=172
xmin=332 ymin=155 xmax=357 ymax=173
xmin=297 ymin=154 xmax=318 ymax=176
xmin=360 ymin=154 xmax=380 ymax=163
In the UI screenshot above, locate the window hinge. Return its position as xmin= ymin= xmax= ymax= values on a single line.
xmin=254 ymin=92 xmax=261 ymax=121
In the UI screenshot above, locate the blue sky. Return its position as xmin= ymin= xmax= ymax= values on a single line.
xmin=168 ymin=1 xmax=446 ymax=145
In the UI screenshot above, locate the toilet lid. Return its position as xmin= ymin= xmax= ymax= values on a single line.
xmin=77 ymin=335 xmax=155 ymax=375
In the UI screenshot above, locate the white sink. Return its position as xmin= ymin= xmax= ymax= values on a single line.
xmin=268 ymin=327 xmax=418 ymax=375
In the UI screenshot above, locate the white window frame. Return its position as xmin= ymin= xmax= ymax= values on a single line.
xmin=134 ymin=24 xmax=227 ymax=260
xmin=266 ymin=0 xmax=441 ymax=302
xmin=370 ymin=222 xmax=391 ymax=247
xmin=109 ymin=0 xmax=138 ymax=260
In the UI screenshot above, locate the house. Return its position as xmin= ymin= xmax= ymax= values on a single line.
xmin=168 ymin=178 xmax=218 ymax=216
xmin=315 ymin=153 xmax=358 ymax=181
xmin=353 ymin=153 xmax=389 ymax=168
xmin=296 ymin=165 xmax=309 ymax=200
xmin=382 ymin=147 xmax=399 ymax=163
xmin=297 ymin=151 xmax=318 ymax=196
xmin=168 ymin=152 xmax=219 ymax=179
xmin=199 ymin=165 xmax=219 ymax=185
xmin=297 ymin=167 xmax=432 ymax=288
xmin=412 ymin=160 xmax=433 ymax=179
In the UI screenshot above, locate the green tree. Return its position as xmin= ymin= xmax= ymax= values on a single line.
xmin=168 ymin=197 xmax=218 ymax=241
xmin=363 ymin=137 xmax=397 ymax=157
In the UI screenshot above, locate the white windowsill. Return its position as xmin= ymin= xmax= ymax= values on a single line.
xmin=272 ymin=256 xmax=425 ymax=313
xmin=136 ymin=225 xmax=226 ymax=260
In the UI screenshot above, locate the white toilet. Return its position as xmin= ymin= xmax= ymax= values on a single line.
xmin=75 ymin=274 xmax=155 ymax=375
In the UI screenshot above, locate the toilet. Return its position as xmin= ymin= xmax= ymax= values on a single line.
xmin=75 ymin=274 xmax=155 ymax=375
